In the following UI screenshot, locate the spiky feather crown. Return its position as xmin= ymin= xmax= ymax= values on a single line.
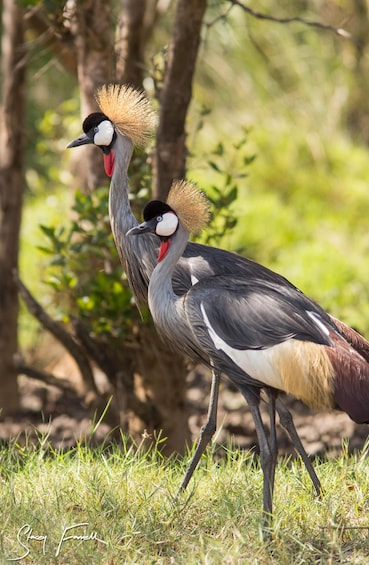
xmin=96 ymin=84 xmax=156 ymax=146
xmin=167 ymin=180 xmax=210 ymax=235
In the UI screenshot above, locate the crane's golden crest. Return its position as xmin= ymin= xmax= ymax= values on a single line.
xmin=96 ymin=84 xmax=156 ymax=146
xmin=167 ymin=180 xmax=210 ymax=235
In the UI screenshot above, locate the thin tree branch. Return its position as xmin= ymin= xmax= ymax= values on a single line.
xmin=228 ymin=0 xmax=358 ymax=45
xmin=15 ymin=272 xmax=98 ymax=395
xmin=15 ymin=357 xmax=79 ymax=395
xmin=24 ymin=5 xmax=77 ymax=76
xmin=72 ymin=318 xmax=123 ymax=384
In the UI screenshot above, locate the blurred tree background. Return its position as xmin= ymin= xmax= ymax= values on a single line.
xmin=1 ymin=0 xmax=369 ymax=453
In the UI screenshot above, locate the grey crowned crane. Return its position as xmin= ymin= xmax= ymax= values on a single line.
xmin=127 ymin=179 xmax=369 ymax=533
xmin=66 ymin=84 xmax=363 ymax=498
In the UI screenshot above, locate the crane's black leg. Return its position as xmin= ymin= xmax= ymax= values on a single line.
xmin=177 ymin=369 xmax=220 ymax=494
xmin=266 ymin=389 xmax=278 ymax=494
xmin=241 ymin=387 xmax=275 ymax=539
xmin=275 ymin=398 xmax=322 ymax=498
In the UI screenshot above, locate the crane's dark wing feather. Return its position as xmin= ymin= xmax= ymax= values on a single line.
xmin=177 ymin=242 xmax=298 ymax=294
xmin=186 ymin=275 xmax=336 ymax=350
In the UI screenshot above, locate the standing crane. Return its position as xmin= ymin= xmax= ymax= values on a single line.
xmin=67 ymin=83 xmax=367 ymax=498
xmin=127 ymin=179 xmax=369 ymax=533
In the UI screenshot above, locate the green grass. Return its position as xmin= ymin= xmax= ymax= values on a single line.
xmin=1 ymin=436 xmax=369 ymax=564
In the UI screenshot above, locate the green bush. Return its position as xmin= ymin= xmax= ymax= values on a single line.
xmin=39 ymin=187 xmax=147 ymax=341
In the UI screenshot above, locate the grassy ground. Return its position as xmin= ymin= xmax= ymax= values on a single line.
xmin=1 ymin=435 xmax=369 ymax=564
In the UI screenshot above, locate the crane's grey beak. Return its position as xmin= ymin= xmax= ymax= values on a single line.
xmin=126 ymin=219 xmax=156 ymax=237
xmin=67 ymin=133 xmax=92 ymax=148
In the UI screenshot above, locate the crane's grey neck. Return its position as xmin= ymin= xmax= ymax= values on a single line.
xmin=148 ymin=225 xmax=189 ymax=331
xmin=108 ymin=132 xmax=158 ymax=306
xmin=109 ymin=133 xmax=135 ymax=232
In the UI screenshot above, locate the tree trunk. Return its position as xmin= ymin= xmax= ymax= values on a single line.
xmin=153 ymin=0 xmax=208 ymax=200
xmin=115 ymin=0 xmax=159 ymax=88
xmin=0 ymin=0 xmax=26 ymax=416
xmin=342 ymin=1 xmax=369 ymax=143
xmin=115 ymin=0 xmax=147 ymax=88
xmin=73 ymin=319 xmax=191 ymax=454
xmin=131 ymin=327 xmax=191 ymax=454
xmin=68 ymin=0 xmax=114 ymax=190
xmin=24 ymin=6 xmax=78 ymax=76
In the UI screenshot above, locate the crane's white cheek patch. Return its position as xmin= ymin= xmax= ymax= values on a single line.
xmin=190 ymin=275 xmax=199 ymax=286
xmin=94 ymin=120 xmax=114 ymax=146
xmin=156 ymin=212 xmax=178 ymax=237
xmin=200 ymin=304 xmax=284 ymax=389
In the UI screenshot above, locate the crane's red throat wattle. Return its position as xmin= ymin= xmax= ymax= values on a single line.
xmin=158 ymin=240 xmax=171 ymax=262
xmin=103 ymin=150 xmax=115 ymax=177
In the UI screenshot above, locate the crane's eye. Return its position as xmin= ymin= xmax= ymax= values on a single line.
xmin=156 ymin=215 xmax=163 ymax=223
xmin=94 ymin=126 xmax=99 ymax=133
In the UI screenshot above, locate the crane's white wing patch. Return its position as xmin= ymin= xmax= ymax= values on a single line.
xmin=306 ymin=311 xmax=330 ymax=336
xmin=200 ymin=303 xmax=284 ymax=389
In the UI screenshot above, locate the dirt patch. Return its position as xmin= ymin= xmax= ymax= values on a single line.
xmin=0 ymin=364 xmax=368 ymax=459
xmin=187 ymin=368 xmax=369 ymax=459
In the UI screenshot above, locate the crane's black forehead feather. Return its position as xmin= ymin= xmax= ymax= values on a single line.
xmin=143 ymin=200 xmax=173 ymax=221
xmin=82 ymin=112 xmax=110 ymax=133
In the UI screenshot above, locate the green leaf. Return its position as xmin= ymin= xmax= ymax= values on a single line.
xmin=208 ymin=161 xmax=222 ymax=173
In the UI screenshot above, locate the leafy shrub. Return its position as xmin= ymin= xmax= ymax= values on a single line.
xmin=39 ymin=187 xmax=146 ymax=341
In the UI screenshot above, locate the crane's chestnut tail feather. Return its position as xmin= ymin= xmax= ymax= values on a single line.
xmin=331 ymin=316 xmax=369 ymax=363
xmin=326 ymin=333 xmax=369 ymax=424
